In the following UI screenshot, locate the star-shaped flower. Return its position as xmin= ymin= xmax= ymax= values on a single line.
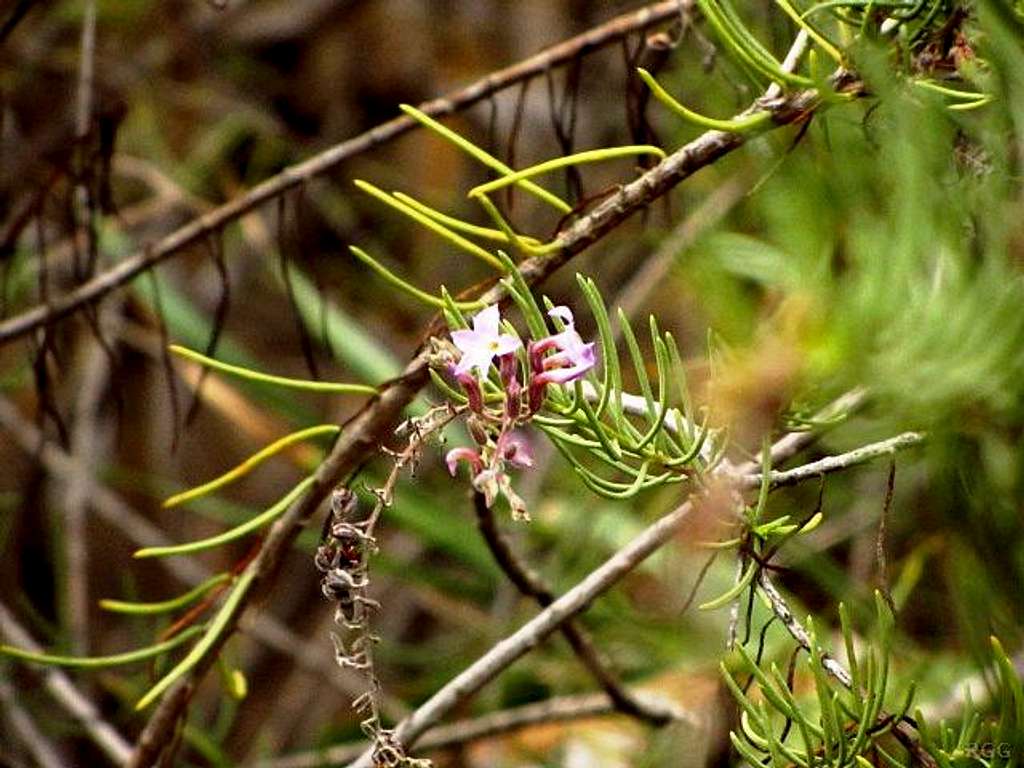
xmin=451 ymin=305 xmax=522 ymax=376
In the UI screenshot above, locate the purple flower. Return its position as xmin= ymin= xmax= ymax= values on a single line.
xmin=451 ymin=305 xmax=522 ymax=376
xmin=531 ymin=307 xmax=596 ymax=376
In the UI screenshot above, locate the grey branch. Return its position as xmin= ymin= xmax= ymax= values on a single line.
xmin=0 ymin=602 xmax=132 ymax=766
xmin=345 ymin=499 xmax=701 ymax=767
xmin=742 ymin=431 xmax=926 ymax=491
xmin=255 ymin=690 xmax=697 ymax=768
xmin=473 ymin=492 xmax=675 ymax=725
xmin=0 ymin=678 xmax=66 ymax=768
xmin=0 ymin=0 xmax=690 ymax=345
xmin=757 ymin=574 xmax=852 ymax=687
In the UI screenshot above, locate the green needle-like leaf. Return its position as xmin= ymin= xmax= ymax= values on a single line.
xmin=1 ymin=626 xmax=205 ymax=668
xmin=135 ymin=476 xmax=315 ymax=558
xmin=700 ymin=559 xmax=758 ymax=610
xmin=348 ymin=246 xmax=486 ymax=311
xmin=637 ymin=68 xmax=773 ymax=133
xmin=170 ymin=345 xmax=377 ymax=395
xmin=399 ymin=104 xmax=572 ymax=213
xmin=467 ymin=145 xmax=665 ymax=198
xmin=354 ymin=180 xmax=505 ymax=270
xmin=100 ymin=574 xmax=232 ymax=615
xmin=135 ymin=568 xmax=257 ymax=710
xmin=163 ymin=424 xmax=340 ymax=509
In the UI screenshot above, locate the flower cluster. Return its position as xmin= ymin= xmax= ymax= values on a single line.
xmin=439 ymin=303 xmax=596 ymax=519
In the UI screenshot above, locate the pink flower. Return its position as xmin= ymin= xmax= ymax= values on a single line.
xmin=527 ymin=306 xmax=597 ymax=410
xmin=530 ymin=307 xmax=597 ymax=377
xmin=451 ymin=305 xmax=522 ymax=376
xmin=445 ymin=447 xmax=482 ymax=476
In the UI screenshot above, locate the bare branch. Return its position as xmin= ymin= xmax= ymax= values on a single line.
xmin=0 ymin=0 xmax=691 ymax=345
xmin=255 ymin=689 xmax=698 ymax=768
xmin=63 ymin=309 xmax=123 ymax=654
xmin=0 ymin=678 xmax=66 ymax=768
xmin=743 ymin=432 xmax=925 ymax=491
xmin=74 ymin=0 xmax=96 ymax=141
xmin=473 ymin=491 xmax=674 ymax=725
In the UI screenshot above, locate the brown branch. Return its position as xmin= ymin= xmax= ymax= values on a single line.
xmin=0 ymin=0 xmax=689 ymax=345
xmin=472 ymin=492 xmax=674 ymax=726
xmin=125 ymin=68 xmax=842 ymax=768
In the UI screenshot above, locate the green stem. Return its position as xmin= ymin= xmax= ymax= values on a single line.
xmin=775 ymin=0 xmax=844 ymax=63
xmin=638 ymin=69 xmax=772 ymax=133
xmin=400 ymin=104 xmax=572 ymax=213
xmin=348 ymin=246 xmax=486 ymax=311
xmin=391 ymin=192 xmax=543 ymax=248
xmin=355 ymin=180 xmax=505 ymax=270
xmin=135 ymin=568 xmax=257 ymax=710
xmin=467 ymin=145 xmax=665 ymax=198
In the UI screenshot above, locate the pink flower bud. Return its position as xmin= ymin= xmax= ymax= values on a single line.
xmin=445 ymin=447 xmax=482 ymax=477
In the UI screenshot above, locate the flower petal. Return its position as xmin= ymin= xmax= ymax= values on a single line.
xmin=446 ymin=447 xmax=481 ymax=476
xmin=450 ymin=328 xmax=482 ymax=354
xmin=548 ymin=305 xmax=574 ymax=326
xmin=472 ymin=304 xmax=501 ymax=337
xmin=493 ymin=333 xmax=523 ymax=355
xmin=455 ymin=349 xmax=493 ymax=375
xmin=503 ymin=432 xmax=534 ymax=469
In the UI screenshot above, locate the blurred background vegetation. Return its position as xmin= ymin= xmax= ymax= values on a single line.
xmin=0 ymin=1 xmax=1022 ymax=766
